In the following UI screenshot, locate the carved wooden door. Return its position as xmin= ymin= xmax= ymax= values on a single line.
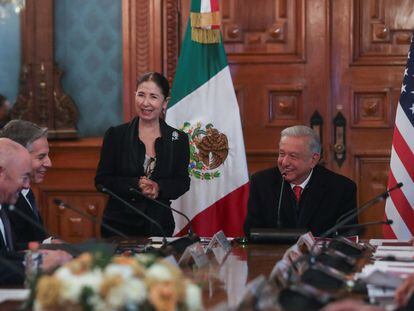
xmin=123 ymin=0 xmax=413 ymax=238
xmin=330 ymin=0 xmax=412 ymax=238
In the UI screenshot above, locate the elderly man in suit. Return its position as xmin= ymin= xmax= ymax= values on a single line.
xmin=0 ymin=136 xmax=70 ymax=285
xmin=0 ymin=120 xmax=52 ymax=248
xmin=0 ymin=138 xmax=32 ymax=284
xmin=244 ymin=125 xmax=357 ymax=236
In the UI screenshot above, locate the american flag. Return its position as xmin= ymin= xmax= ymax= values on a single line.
xmin=383 ymin=33 xmax=414 ymax=239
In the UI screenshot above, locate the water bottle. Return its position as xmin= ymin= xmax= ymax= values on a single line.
xmin=25 ymin=241 xmax=42 ymax=288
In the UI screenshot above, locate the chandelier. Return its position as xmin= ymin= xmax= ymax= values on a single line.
xmin=0 ymin=0 xmax=25 ymax=21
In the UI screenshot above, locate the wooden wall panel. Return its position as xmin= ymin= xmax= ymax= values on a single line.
xmin=45 ymin=192 xmax=106 ymax=243
xmin=331 ymin=0 xmax=412 ymax=238
xmin=354 ymin=155 xmax=390 ymax=238
xmin=32 ymin=138 xmax=107 ymax=243
xmin=115 ymin=0 xmax=411 ymax=240
xmin=352 ymin=0 xmax=413 ymax=65
xmin=350 ymin=87 xmax=392 ymax=128
xmin=227 ymin=0 xmax=329 ymax=171
xmin=122 ymin=0 xmax=180 ymax=121
xmin=221 ymin=0 xmax=305 ymax=63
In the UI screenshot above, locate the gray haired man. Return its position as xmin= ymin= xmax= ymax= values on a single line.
xmin=0 ymin=120 xmax=52 ymax=248
xmin=244 ymin=125 xmax=357 ymax=236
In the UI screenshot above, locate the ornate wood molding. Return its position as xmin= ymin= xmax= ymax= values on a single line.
xmin=12 ymin=0 xmax=78 ymax=139
xmin=122 ymin=0 xmax=180 ymax=121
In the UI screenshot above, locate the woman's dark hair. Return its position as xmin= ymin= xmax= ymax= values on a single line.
xmin=136 ymin=72 xmax=170 ymax=99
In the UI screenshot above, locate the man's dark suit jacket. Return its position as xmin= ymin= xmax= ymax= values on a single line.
xmin=0 ymin=213 xmax=25 ymax=285
xmin=0 ymin=250 xmax=25 ymax=285
xmin=6 ymin=191 xmax=47 ymax=250
xmin=244 ymin=165 xmax=357 ymax=236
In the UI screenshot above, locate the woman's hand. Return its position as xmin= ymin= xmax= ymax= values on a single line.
xmin=139 ymin=176 xmax=160 ymax=199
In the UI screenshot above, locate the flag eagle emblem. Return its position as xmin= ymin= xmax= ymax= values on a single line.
xmin=181 ymin=122 xmax=229 ymax=180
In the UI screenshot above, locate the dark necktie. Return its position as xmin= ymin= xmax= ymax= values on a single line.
xmin=0 ymin=207 xmax=14 ymax=251
xmin=293 ymin=185 xmax=302 ymax=202
xmin=26 ymin=190 xmax=41 ymax=222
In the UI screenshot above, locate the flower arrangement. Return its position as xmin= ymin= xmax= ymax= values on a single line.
xmin=31 ymin=252 xmax=202 ymax=311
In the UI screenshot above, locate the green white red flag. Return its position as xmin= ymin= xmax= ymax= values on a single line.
xmin=166 ymin=0 xmax=249 ymax=237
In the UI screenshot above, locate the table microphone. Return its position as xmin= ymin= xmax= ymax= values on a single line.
xmin=129 ymin=187 xmax=200 ymax=253
xmin=6 ymin=204 xmax=53 ymax=240
xmin=249 ymin=172 xmax=307 ymax=244
xmin=285 ymin=184 xmax=403 ymax=293
xmin=290 ymin=183 xmax=403 ymax=290
xmin=53 ymin=198 xmax=128 ymax=240
xmin=96 ymin=185 xmax=168 ymax=248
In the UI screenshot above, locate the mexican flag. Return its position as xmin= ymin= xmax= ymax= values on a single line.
xmin=166 ymin=0 xmax=249 ymax=237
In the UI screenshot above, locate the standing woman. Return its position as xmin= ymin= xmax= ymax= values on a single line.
xmin=95 ymin=72 xmax=190 ymax=237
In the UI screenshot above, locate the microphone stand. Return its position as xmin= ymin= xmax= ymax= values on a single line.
xmin=97 ymin=185 xmax=168 ymax=249
xmin=325 ymin=182 xmax=402 ymax=239
xmin=334 ymin=219 xmax=393 ymax=234
xmin=277 ymin=174 xmax=286 ymax=228
xmin=129 ymin=187 xmax=200 ymax=252
xmin=284 ymin=183 xmax=403 ymax=290
xmin=129 ymin=187 xmax=197 ymax=236
xmin=6 ymin=205 xmax=55 ymax=240
xmin=53 ymin=199 xmax=128 ymax=240
xmin=249 ymin=172 xmax=306 ymax=244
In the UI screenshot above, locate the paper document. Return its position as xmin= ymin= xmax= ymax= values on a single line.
xmin=0 ymin=289 xmax=29 ymax=303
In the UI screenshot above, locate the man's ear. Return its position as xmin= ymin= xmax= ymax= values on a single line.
xmin=311 ymin=153 xmax=321 ymax=167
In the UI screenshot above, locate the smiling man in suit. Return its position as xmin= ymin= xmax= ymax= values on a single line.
xmin=0 ymin=120 xmax=52 ymax=248
xmin=244 ymin=125 xmax=357 ymax=237
xmin=0 ymin=137 xmax=70 ymax=285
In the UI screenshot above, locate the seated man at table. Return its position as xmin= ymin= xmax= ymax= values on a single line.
xmin=0 ymin=120 xmax=53 ymax=248
xmin=0 ymin=138 xmax=69 ymax=285
xmin=244 ymin=125 xmax=357 ymax=237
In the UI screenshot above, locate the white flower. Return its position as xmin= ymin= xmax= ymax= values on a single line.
xmin=87 ymin=295 xmax=106 ymax=311
xmin=185 ymin=283 xmax=203 ymax=310
xmin=55 ymin=267 xmax=80 ymax=302
xmin=55 ymin=267 xmax=102 ymax=303
xmin=104 ymin=263 xmax=134 ymax=280
xmin=105 ymin=278 xmax=147 ymax=309
xmin=33 ymin=300 xmax=43 ymax=311
xmin=146 ymin=264 xmax=173 ymax=281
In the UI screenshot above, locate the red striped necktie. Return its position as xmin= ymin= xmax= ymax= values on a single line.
xmin=293 ymin=185 xmax=302 ymax=202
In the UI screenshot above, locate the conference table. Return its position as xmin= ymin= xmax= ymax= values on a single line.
xmin=0 ymin=242 xmax=291 ymax=310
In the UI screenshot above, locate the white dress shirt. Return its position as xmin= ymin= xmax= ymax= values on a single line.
xmin=0 ymin=205 xmax=7 ymax=247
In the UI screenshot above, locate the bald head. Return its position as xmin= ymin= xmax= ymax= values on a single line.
xmin=0 ymin=138 xmax=31 ymax=204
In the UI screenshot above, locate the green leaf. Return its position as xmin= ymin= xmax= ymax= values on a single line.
xmin=80 ymin=287 xmax=95 ymax=311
